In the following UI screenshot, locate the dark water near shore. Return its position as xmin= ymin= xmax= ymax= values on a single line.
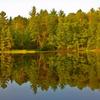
xmin=0 ymin=52 xmax=100 ymax=100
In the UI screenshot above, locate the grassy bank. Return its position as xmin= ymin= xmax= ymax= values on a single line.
xmin=0 ymin=50 xmax=37 ymax=54
xmin=0 ymin=49 xmax=100 ymax=54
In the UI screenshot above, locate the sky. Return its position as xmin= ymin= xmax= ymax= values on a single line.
xmin=0 ymin=0 xmax=100 ymax=18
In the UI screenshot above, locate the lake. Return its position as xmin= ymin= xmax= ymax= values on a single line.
xmin=0 ymin=52 xmax=100 ymax=100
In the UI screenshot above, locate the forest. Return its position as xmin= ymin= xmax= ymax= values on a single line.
xmin=0 ymin=7 xmax=100 ymax=51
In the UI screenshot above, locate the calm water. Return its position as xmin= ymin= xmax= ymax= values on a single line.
xmin=0 ymin=52 xmax=100 ymax=100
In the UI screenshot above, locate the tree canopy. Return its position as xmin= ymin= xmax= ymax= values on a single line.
xmin=0 ymin=7 xmax=100 ymax=51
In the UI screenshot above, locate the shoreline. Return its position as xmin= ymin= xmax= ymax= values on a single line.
xmin=0 ymin=49 xmax=100 ymax=54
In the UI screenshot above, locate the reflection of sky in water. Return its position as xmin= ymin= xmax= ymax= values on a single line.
xmin=0 ymin=81 xmax=100 ymax=100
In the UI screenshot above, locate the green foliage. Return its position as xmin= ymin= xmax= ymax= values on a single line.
xmin=0 ymin=11 xmax=13 ymax=51
xmin=0 ymin=7 xmax=100 ymax=50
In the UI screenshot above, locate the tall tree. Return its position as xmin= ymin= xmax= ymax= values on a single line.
xmin=11 ymin=15 xmax=27 ymax=49
xmin=0 ymin=11 xmax=13 ymax=51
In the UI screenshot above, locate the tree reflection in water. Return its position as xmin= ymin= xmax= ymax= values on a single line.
xmin=0 ymin=52 xmax=100 ymax=93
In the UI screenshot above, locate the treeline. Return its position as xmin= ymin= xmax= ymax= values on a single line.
xmin=0 ymin=53 xmax=100 ymax=92
xmin=0 ymin=7 xmax=100 ymax=51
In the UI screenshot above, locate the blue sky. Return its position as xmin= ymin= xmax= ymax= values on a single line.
xmin=0 ymin=0 xmax=100 ymax=17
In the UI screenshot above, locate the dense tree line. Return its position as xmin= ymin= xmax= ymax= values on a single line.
xmin=0 ymin=53 xmax=100 ymax=92
xmin=0 ymin=7 xmax=100 ymax=50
